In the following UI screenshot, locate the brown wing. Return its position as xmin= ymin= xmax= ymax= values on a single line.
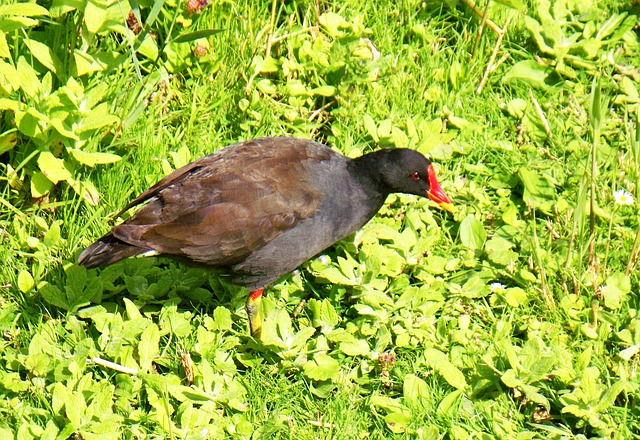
xmin=111 ymin=138 xmax=330 ymax=266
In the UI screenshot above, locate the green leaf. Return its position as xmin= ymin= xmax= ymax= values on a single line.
xmin=501 ymin=369 xmax=524 ymax=388
xmin=73 ymin=49 xmax=103 ymax=76
xmin=339 ymin=339 xmax=369 ymax=356
xmin=17 ymin=270 xmax=34 ymax=293
xmin=0 ymin=3 xmax=49 ymax=16
xmin=16 ymin=56 xmax=40 ymax=98
xmin=504 ymin=287 xmax=527 ymax=307
xmin=385 ymin=412 xmax=411 ymax=433
xmin=171 ymin=28 xmax=224 ymax=43
xmin=618 ymin=344 xmax=640 ymax=361
xmin=50 ymin=119 xmax=79 ymax=140
xmin=503 ymin=98 xmax=528 ymax=119
xmin=2 ymin=17 xmax=41 ymax=33
xmin=601 ymin=272 xmax=631 ymax=310
xmin=43 ymin=221 xmax=62 ymax=247
xmin=256 ymin=79 xmax=277 ymax=95
xmin=523 ymin=14 xmax=557 ymax=55
xmin=287 ymin=80 xmax=308 ymax=97
xmin=16 ymin=107 xmax=47 ymax=137
xmin=318 ymin=12 xmax=349 ymax=38
xmin=370 ymin=395 xmax=410 ymax=415
xmin=169 ymin=145 xmax=191 ymax=169
xmin=77 ymin=102 xmax=120 ymax=133
xmin=212 ymin=306 xmax=233 ymax=331
xmin=363 ymin=114 xmax=379 ymax=142
xmin=30 ymin=171 xmax=54 ymax=198
xmin=123 ymin=298 xmax=143 ymax=321
xmin=138 ymin=324 xmax=160 ymax=372
xmin=485 ymin=236 xmax=517 ymax=266
xmin=459 ymin=215 xmax=486 ymax=250
xmin=492 ymin=0 xmax=525 ymax=11
xmin=436 ymin=389 xmax=463 ymax=417
xmin=403 ymin=374 xmax=430 ymax=410
xmin=37 ymin=152 xmax=72 ymax=184
xmin=311 ymin=85 xmax=336 ymax=97
xmin=503 ymin=60 xmax=552 ymax=90
xmin=607 ymin=14 xmax=637 ymax=42
xmin=309 ymin=298 xmax=340 ymax=331
xmin=83 ymin=0 xmax=106 ymax=36
xmin=24 ymin=38 xmax=64 ymax=80
xmin=69 ymin=149 xmax=121 ymax=167
xmin=253 ymin=55 xmax=279 ymax=74
xmin=423 ymin=348 xmax=467 ymax=390
xmin=0 ymin=60 xmax=18 ymax=91
xmin=518 ymin=168 xmax=557 ymax=214
xmin=391 ymin=126 xmax=409 ymax=147
xmin=303 ymin=353 xmax=340 ymax=381
xmin=39 ymin=283 xmax=69 ymax=309
xmin=68 ymin=178 xmax=100 ymax=205
xmin=0 ymin=98 xmax=19 ymax=112
xmin=595 ymin=380 xmax=632 ymax=413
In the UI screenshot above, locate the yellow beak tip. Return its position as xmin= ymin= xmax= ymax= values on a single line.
xmin=440 ymin=202 xmax=456 ymax=214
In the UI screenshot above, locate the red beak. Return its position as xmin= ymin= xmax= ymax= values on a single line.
xmin=426 ymin=164 xmax=455 ymax=213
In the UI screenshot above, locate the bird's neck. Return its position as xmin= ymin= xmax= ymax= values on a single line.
xmin=348 ymin=150 xmax=393 ymax=195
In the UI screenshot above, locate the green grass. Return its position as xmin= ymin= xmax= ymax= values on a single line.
xmin=2 ymin=0 xmax=640 ymax=438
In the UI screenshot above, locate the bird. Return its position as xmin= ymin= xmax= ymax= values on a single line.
xmin=78 ymin=137 xmax=454 ymax=335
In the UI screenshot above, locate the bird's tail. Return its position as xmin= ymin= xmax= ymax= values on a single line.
xmin=78 ymin=232 xmax=145 ymax=269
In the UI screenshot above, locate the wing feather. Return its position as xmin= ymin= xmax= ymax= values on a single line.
xmin=111 ymin=138 xmax=331 ymax=266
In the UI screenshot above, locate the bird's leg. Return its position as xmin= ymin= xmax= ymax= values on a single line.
xmin=246 ymin=288 xmax=264 ymax=336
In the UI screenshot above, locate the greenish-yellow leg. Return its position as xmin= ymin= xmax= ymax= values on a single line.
xmin=245 ymin=288 xmax=264 ymax=336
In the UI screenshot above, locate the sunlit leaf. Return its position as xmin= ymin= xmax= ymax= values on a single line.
xmin=459 ymin=215 xmax=486 ymax=250
xmin=423 ymin=348 xmax=467 ymax=390
xmin=385 ymin=412 xmax=411 ymax=433
xmin=30 ymin=171 xmax=53 ymax=197
xmin=83 ymin=0 xmax=106 ymax=36
xmin=0 ymin=3 xmax=49 ymax=16
xmin=518 ymin=168 xmax=556 ymax=214
xmin=24 ymin=38 xmax=64 ymax=80
xmin=171 ymin=28 xmax=223 ymax=44
xmin=303 ymin=353 xmax=340 ymax=381
xmin=363 ymin=114 xmax=379 ymax=142
xmin=77 ymin=102 xmax=120 ymax=133
xmin=339 ymin=339 xmax=369 ymax=356
xmin=39 ymin=283 xmax=69 ymax=310
xmin=504 ymin=287 xmax=527 ymax=307
xmin=68 ymin=178 xmax=100 ymax=205
xmin=403 ymin=374 xmax=430 ymax=410
xmin=69 ymin=149 xmax=121 ymax=167
xmin=318 ymin=12 xmax=349 ymax=38
xmin=309 ymin=298 xmax=340 ymax=331
xmin=37 ymin=152 xmax=71 ymax=184
xmin=17 ymin=270 xmax=34 ymax=293
xmin=0 ymin=130 xmax=17 ymax=154
xmin=138 ymin=324 xmax=160 ymax=372
xmin=16 ymin=56 xmax=40 ymax=97
xmin=503 ymin=60 xmax=552 ymax=90
xmin=73 ymin=50 xmax=104 ymax=76
xmin=485 ymin=236 xmax=518 ymax=266
xmin=311 ymin=85 xmax=336 ymax=97
xmin=601 ymin=272 xmax=630 ymax=310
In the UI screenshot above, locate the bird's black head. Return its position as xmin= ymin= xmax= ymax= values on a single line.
xmin=356 ymin=148 xmax=454 ymax=213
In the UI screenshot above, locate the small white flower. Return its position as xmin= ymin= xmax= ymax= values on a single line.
xmin=490 ymin=282 xmax=507 ymax=294
xmin=614 ymin=189 xmax=634 ymax=206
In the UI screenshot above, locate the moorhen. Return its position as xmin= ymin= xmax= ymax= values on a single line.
xmin=78 ymin=137 xmax=454 ymax=334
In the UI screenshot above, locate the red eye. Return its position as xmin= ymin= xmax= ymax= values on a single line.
xmin=411 ymin=172 xmax=421 ymax=181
